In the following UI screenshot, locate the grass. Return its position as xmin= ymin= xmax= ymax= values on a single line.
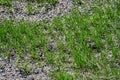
xmin=34 ymin=0 xmax=57 ymax=4
xmin=0 ymin=0 xmax=11 ymax=6
xmin=0 ymin=0 xmax=120 ymax=80
xmin=50 ymin=71 xmax=75 ymax=80
xmin=19 ymin=61 xmax=32 ymax=76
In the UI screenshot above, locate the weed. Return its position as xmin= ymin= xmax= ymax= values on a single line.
xmin=74 ymin=0 xmax=83 ymax=4
xmin=20 ymin=61 xmax=32 ymax=76
xmin=25 ymin=3 xmax=35 ymax=14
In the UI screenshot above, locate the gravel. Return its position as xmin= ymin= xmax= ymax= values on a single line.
xmin=0 ymin=56 xmax=53 ymax=80
xmin=0 ymin=0 xmax=74 ymax=22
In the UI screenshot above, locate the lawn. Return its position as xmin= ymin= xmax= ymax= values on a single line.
xmin=0 ymin=0 xmax=120 ymax=80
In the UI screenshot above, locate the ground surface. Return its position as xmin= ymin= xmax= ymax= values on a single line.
xmin=0 ymin=0 xmax=120 ymax=80
xmin=0 ymin=0 xmax=73 ymax=21
xmin=0 ymin=0 xmax=75 ymax=80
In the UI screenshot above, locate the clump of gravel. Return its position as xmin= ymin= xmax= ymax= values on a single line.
xmin=0 ymin=57 xmax=53 ymax=80
xmin=0 ymin=0 xmax=75 ymax=22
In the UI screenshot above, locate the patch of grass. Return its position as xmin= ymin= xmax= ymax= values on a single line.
xmin=30 ymin=49 xmax=40 ymax=60
xmin=74 ymin=0 xmax=84 ymax=4
xmin=24 ymin=2 xmax=41 ymax=14
xmin=19 ymin=61 xmax=32 ymax=76
xmin=44 ymin=52 xmax=55 ymax=64
xmin=50 ymin=71 xmax=75 ymax=80
xmin=27 ymin=0 xmax=57 ymax=4
xmin=0 ymin=0 xmax=11 ymax=6
xmin=3 ymin=6 xmax=12 ymax=13
xmin=37 ymin=0 xmax=57 ymax=4
xmin=25 ymin=3 xmax=35 ymax=14
xmin=0 ymin=19 xmax=47 ymax=58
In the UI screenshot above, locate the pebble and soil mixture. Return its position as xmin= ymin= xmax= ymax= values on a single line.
xmin=0 ymin=0 xmax=120 ymax=80
xmin=0 ymin=0 xmax=78 ymax=80
xmin=0 ymin=0 xmax=74 ymax=21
